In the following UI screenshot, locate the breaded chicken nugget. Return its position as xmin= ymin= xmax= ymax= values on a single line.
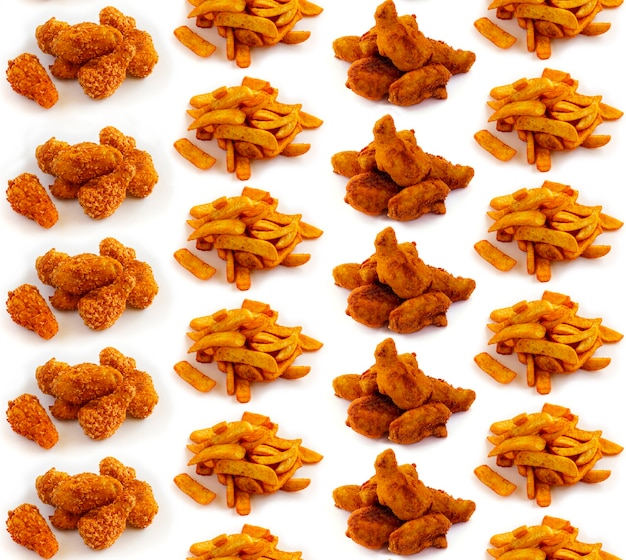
xmin=6 ymin=503 xmax=59 ymax=558
xmin=6 ymin=284 xmax=59 ymax=339
xmin=50 ymin=473 xmax=123 ymax=515
xmin=49 ymin=253 xmax=123 ymax=295
xmin=6 ymin=53 xmax=59 ymax=108
xmin=6 ymin=393 xmax=59 ymax=449
xmin=50 ymin=22 xmax=123 ymax=65
xmin=6 ymin=172 xmax=59 ymax=228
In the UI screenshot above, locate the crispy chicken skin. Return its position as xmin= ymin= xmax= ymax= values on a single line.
xmin=77 ymin=490 xmax=135 ymax=550
xmin=7 ymin=173 xmax=59 ymax=228
xmin=6 ymin=393 xmax=59 ymax=449
xmin=388 ymin=63 xmax=452 ymax=107
xmin=374 ymin=449 xmax=433 ymax=521
xmin=346 ymin=394 xmax=403 ymax=438
xmin=388 ymin=402 xmax=452 ymax=444
xmin=346 ymin=55 xmax=403 ymax=100
xmin=388 ymin=513 xmax=451 ymax=555
xmin=373 ymin=114 xmax=431 ymax=187
xmin=6 ymin=284 xmax=59 ymax=339
xmin=77 ymin=40 xmax=136 ymax=99
xmin=346 ymin=504 xmax=403 ymax=549
xmin=48 ymin=473 xmax=123 ymax=515
xmin=77 ymin=380 xmax=136 ymax=440
xmin=374 ymin=338 xmax=432 ymax=410
xmin=388 ymin=291 xmax=451 ymax=334
xmin=346 ymin=283 xmax=403 ymax=328
xmin=374 ymin=0 xmax=432 ymax=72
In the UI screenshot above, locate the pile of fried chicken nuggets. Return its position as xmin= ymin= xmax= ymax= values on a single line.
xmin=6 ymin=6 xmax=158 ymax=106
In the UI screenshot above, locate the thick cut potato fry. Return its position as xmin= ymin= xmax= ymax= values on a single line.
xmin=474 ymin=240 xmax=517 ymax=271
xmin=474 ymin=17 xmax=517 ymax=48
xmin=174 ymin=138 xmax=217 ymax=170
xmin=475 ymin=129 xmax=517 ymax=161
xmin=174 ymin=473 xmax=217 ymax=505
xmin=474 ymin=352 xmax=517 ymax=383
xmin=474 ymin=464 xmax=517 ymax=496
xmin=174 ymin=25 xmax=217 ymax=57
xmin=174 ymin=248 xmax=217 ymax=280
xmin=174 ymin=360 xmax=217 ymax=393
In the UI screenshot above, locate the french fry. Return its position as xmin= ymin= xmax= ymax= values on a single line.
xmin=173 ymin=360 xmax=217 ymax=393
xmin=474 ymin=240 xmax=518 ymax=271
xmin=474 ymin=17 xmax=518 ymax=48
xmin=174 ymin=25 xmax=217 ymax=57
xmin=474 ymin=129 xmax=517 ymax=161
xmin=474 ymin=464 xmax=517 ymax=496
xmin=474 ymin=352 xmax=518 ymax=384
xmin=173 ymin=137 xmax=217 ymax=170
xmin=173 ymin=473 xmax=217 ymax=505
xmin=173 ymin=248 xmax=217 ymax=280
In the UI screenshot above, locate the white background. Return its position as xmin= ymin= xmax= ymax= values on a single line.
xmin=1 ymin=1 xmax=624 ymax=558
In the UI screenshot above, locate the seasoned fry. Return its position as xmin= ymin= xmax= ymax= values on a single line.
xmin=474 ymin=240 xmax=517 ymax=271
xmin=173 ymin=473 xmax=217 ymax=505
xmin=181 ymin=413 xmax=321 ymax=514
xmin=174 ymin=25 xmax=217 ymax=57
xmin=477 ymin=181 xmax=621 ymax=280
xmin=173 ymin=138 xmax=216 ymax=170
xmin=173 ymin=248 xmax=217 ymax=281
xmin=474 ymin=464 xmax=517 ymax=496
xmin=478 ymin=70 xmax=622 ymax=170
xmin=476 ymin=290 xmax=621 ymax=393
xmin=474 ymin=17 xmax=517 ymax=48
xmin=477 ymin=404 xmax=622 ymax=506
xmin=474 ymin=129 xmax=517 ymax=161
xmin=173 ymin=360 xmax=217 ymax=393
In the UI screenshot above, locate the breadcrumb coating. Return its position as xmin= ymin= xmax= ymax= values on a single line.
xmin=6 ymin=52 xmax=58 ymax=108
xmin=6 ymin=393 xmax=59 ymax=449
xmin=6 ymin=172 xmax=59 ymax=228
xmin=6 ymin=503 xmax=59 ymax=558
xmin=6 ymin=284 xmax=59 ymax=339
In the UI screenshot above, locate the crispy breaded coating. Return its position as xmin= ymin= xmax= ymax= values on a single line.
xmin=345 ymin=170 xmax=401 ymax=216
xmin=373 ymin=114 xmax=431 ymax=186
xmin=6 ymin=53 xmax=58 ymax=108
xmin=124 ymin=259 xmax=158 ymax=309
xmin=36 ymin=17 xmax=70 ymax=54
xmin=388 ymin=402 xmax=452 ymax=444
xmin=125 ymin=28 xmax=159 ymax=78
xmin=50 ymin=22 xmax=123 ymax=65
xmin=78 ymin=490 xmax=136 ymax=550
xmin=36 ymin=468 xmax=70 ymax=505
xmin=50 ymin=473 xmax=123 ymax=515
xmin=426 ymin=487 xmax=476 ymax=524
xmin=98 ymin=346 xmax=136 ymax=375
xmin=346 ymin=394 xmax=403 ymax=438
xmin=388 ymin=63 xmax=452 ymax=107
xmin=76 ymin=271 xmax=136 ymax=330
xmin=48 ymin=253 xmax=123 ymax=295
xmin=6 ymin=284 xmax=59 ymax=339
xmin=388 ymin=291 xmax=451 ymax=334
xmin=49 ymin=362 xmax=122 ymax=405
xmin=98 ymin=6 xmax=136 ymax=35
xmin=374 ymin=0 xmax=432 ymax=72
xmin=6 ymin=172 xmax=59 ymax=228
xmin=6 ymin=503 xmax=59 ymax=558
xmin=374 ymin=227 xmax=432 ymax=299
xmin=388 ymin=513 xmax=451 ymax=555
xmin=35 ymin=249 xmax=70 ymax=285
xmin=374 ymin=338 xmax=432 ymax=409
xmin=374 ymin=448 xmax=433 ymax=520
xmin=48 ymin=141 xmax=123 ymax=184
xmin=346 ymin=283 xmax=403 ymax=328
xmin=98 ymin=236 xmax=136 ymax=265
xmin=77 ymin=380 xmax=136 ymax=440
xmin=346 ymin=504 xmax=403 ymax=550
xmin=124 ymin=148 xmax=159 ymax=197
xmin=35 ymin=138 xmax=70 ymax=175
xmin=346 ymin=55 xmax=403 ymax=101
xmin=35 ymin=358 xmax=69 ymax=395
xmin=77 ymin=41 xmax=136 ymax=99
xmin=124 ymin=368 xmax=158 ymax=418
xmin=387 ymin=179 xmax=450 ymax=221
xmin=78 ymin=160 xmax=135 ymax=219
xmin=6 ymin=393 xmax=59 ymax=449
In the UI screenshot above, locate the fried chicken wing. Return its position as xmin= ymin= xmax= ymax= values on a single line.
xmin=124 ymin=368 xmax=158 ymax=419
xmin=346 ymin=394 xmax=403 ymax=439
xmin=427 ymin=377 xmax=476 ymax=413
xmin=49 ymin=253 xmax=123 ymax=295
xmin=346 ymin=283 xmax=402 ymax=328
xmin=373 ymin=115 xmax=431 ymax=187
xmin=77 ymin=40 xmax=136 ymax=99
xmin=374 ymin=0 xmax=432 ymax=71
xmin=6 ymin=53 xmax=59 ymax=108
xmin=50 ymin=473 xmax=122 ymax=515
xmin=77 ymin=490 xmax=135 ymax=550
xmin=36 ymin=17 xmax=70 ymax=54
xmin=36 ymin=468 xmax=69 ymax=505
xmin=49 ymin=362 xmax=122 ymax=405
xmin=50 ymin=22 xmax=123 ymax=65
xmin=77 ymin=160 xmax=135 ymax=219
xmin=124 ymin=259 xmax=158 ymax=309
xmin=346 ymin=55 xmax=403 ymax=101
xmin=388 ymin=291 xmax=451 ymax=334
xmin=374 ymin=338 xmax=432 ymax=409
xmin=427 ymin=38 xmax=476 ymax=75
xmin=426 ymin=487 xmax=476 ymax=524
xmin=49 ymin=141 xmax=123 ymax=184
xmin=6 ymin=284 xmax=59 ymax=339
xmin=35 ymin=358 xmax=69 ymax=395
xmin=346 ymin=504 xmax=403 ymax=550
xmin=427 ymin=265 xmax=476 ymax=302
xmin=387 ymin=179 xmax=450 ymax=221
xmin=6 ymin=393 xmax=59 ymax=449
xmin=388 ymin=402 xmax=452 ymax=444
xmin=374 ymin=448 xmax=432 ymax=521
xmin=388 ymin=512 xmax=451 ymax=555
xmin=374 ymin=227 xmax=432 ymax=299
xmin=35 ymin=138 xmax=70 ymax=175
xmin=388 ymin=63 xmax=452 ymax=107
xmin=345 ymin=170 xmax=401 ymax=216
xmin=76 ymin=271 xmax=136 ymax=330
xmin=77 ymin=379 xmax=136 ymax=440
xmin=6 ymin=503 xmax=59 ymax=558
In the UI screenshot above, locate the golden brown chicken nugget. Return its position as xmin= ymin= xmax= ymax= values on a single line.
xmin=6 ymin=52 xmax=59 ymax=108
xmin=346 ymin=504 xmax=403 ymax=549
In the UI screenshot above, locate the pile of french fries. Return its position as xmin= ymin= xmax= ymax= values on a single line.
xmin=475 ymin=403 xmax=623 ymax=507
xmin=175 ymin=76 xmax=323 ymax=179
xmin=175 ymin=187 xmax=323 ymax=291
xmin=184 ymin=299 xmax=323 ymax=403
xmin=177 ymin=0 xmax=323 ymax=68
xmin=177 ymin=412 xmax=323 ymax=515
xmin=475 ymin=0 xmax=623 ymax=59
xmin=474 ymin=180 xmax=623 ymax=281
xmin=474 ymin=290 xmax=623 ymax=394
xmin=488 ymin=515 xmax=620 ymax=560
xmin=475 ymin=68 xmax=623 ymax=171
xmin=187 ymin=524 xmax=303 ymax=560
